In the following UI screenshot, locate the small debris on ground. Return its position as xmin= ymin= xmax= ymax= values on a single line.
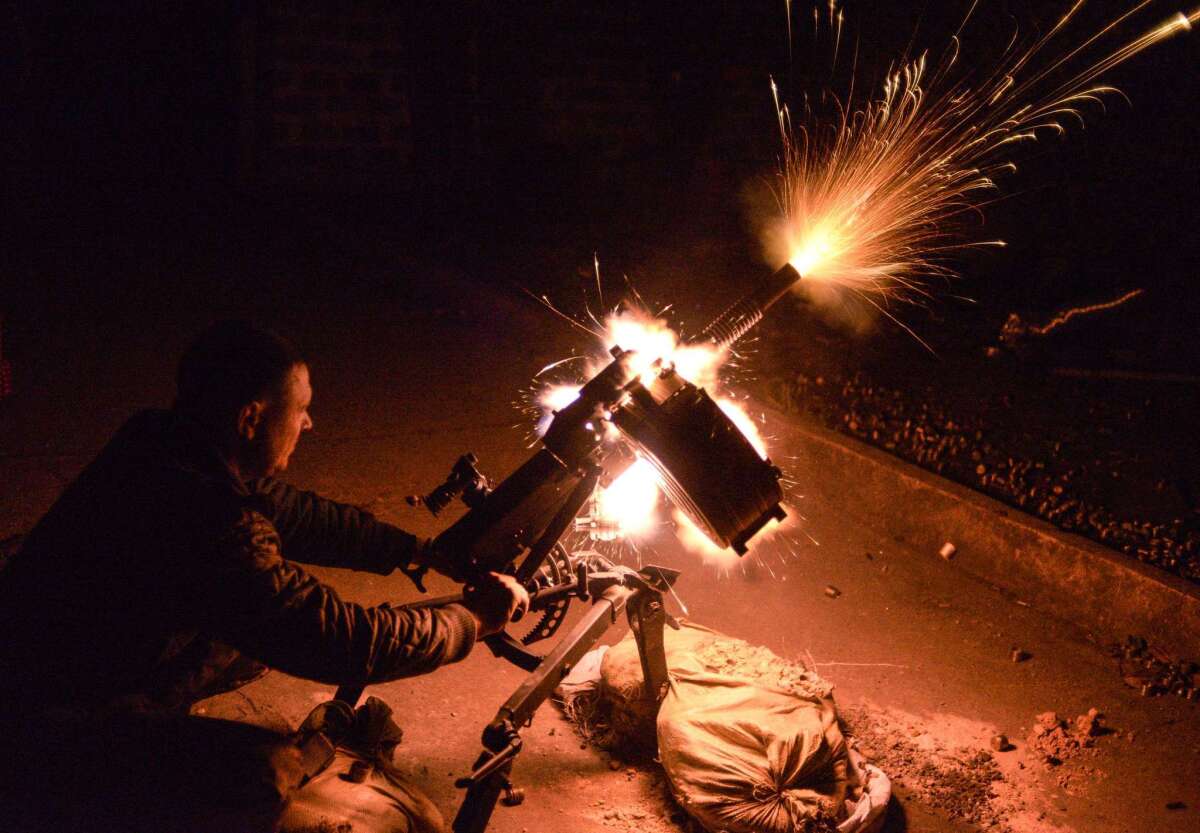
xmin=760 ymin=347 xmax=1200 ymax=584
xmin=1110 ymin=635 xmax=1199 ymax=701
xmin=1026 ymin=708 xmax=1109 ymax=766
xmin=824 ymin=584 xmax=842 ymax=598
xmin=939 ymin=542 xmax=957 ymax=560
xmin=842 ymin=706 xmax=1005 ymax=828
xmin=1011 ymin=648 xmax=1032 ymax=663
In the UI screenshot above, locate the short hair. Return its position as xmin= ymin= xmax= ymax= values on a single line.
xmin=176 ymin=321 xmax=304 ymax=426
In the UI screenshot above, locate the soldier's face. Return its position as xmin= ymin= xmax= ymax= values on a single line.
xmin=255 ymin=363 xmax=314 ymax=477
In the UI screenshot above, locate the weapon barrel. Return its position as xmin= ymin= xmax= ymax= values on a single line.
xmin=689 ymin=263 xmax=802 ymax=348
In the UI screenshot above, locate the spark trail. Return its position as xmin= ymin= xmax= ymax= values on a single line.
xmin=767 ymin=2 xmax=1198 ymax=311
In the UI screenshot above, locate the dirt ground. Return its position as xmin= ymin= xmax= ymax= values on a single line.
xmin=2 ymin=222 xmax=1198 ymax=832
xmin=752 ymin=300 xmax=1200 ymax=586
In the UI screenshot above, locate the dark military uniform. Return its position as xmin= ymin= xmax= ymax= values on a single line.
xmin=0 ymin=408 xmax=474 ymax=831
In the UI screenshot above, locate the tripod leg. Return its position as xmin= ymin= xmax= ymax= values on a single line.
xmin=453 ymin=754 xmax=510 ymax=833
xmin=629 ymin=592 xmax=670 ymax=702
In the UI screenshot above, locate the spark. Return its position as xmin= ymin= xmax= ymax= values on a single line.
xmin=528 ymin=298 xmax=801 ymax=560
xmin=767 ymin=3 xmax=1200 ymax=308
xmin=673 ymin=506 xmax=796 ymax=569
xmin=1000 ymin=287 xmax=1146 ymax=345
xmin=1024 ymin=288 xmax=1146 ymax=336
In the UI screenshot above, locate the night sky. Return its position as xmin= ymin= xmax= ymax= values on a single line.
xmin=3 ymin=1 xmax=1198 ymax=368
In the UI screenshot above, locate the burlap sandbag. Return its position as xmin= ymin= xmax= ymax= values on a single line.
xmin=601 ymin=623 xmax=857 ymax=833
xmin=279 ymin=698 xmax=445 ymax=833
xmin=279 ymin=747 xmax=444 ymax=833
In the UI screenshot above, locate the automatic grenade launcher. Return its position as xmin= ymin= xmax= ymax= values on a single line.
xmin=338 ymin=262 xmax=803 ymax=833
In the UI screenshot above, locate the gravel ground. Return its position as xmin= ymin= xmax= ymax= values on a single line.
xmin=840 ymin=706 xmax=1005 ymax=829
xmin=750 ymin=301 xmax=1200 ymax=589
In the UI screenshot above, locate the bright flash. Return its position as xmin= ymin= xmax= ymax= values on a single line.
xmin=788 ymin=219 xmax=848 ymax=278
xmin=594 ymin=458 xmax=660 ymax=538
xmin=717 ymin=398 xmax=768 ymax=459
xmin=534 ymin=307 xmax=787 ymax=559
xmin=536 ymin=384 xmax=581 ymax=435
xmin=604 ymin=308 xmax=726 ymax=389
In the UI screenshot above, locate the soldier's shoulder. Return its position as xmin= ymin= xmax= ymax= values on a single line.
xmin=213 ymin=505 xmax=285 ymax=567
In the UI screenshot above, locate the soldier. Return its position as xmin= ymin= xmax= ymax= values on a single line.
xmin=0 ymin=320 xmax=527 ymax=832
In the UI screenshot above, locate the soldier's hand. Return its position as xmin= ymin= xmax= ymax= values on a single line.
xmin=412 ymin=537 xmax=469 ymax=583
xmin=463 ymin=572 xmax=531 ymax=638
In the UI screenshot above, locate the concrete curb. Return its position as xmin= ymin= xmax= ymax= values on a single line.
xmin=769 ymin=405 xmax=1200 ymax=661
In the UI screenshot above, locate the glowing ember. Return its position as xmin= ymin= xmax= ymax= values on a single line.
xmin=767 ymin=2 xmax=1200 ymax=315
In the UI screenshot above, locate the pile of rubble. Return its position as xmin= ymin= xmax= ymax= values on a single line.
xmin=691 ymin=638 xmax=833 ymax=701
xmin=840 ymin=706 xmax=1004 ymax=828
xmin=1025 ymin=709 xmax=1106 ymax=767
xmin=1111 ymin=636 xmax=1200 ymax=700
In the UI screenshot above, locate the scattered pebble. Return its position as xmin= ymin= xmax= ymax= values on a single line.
xmin=764 ymin=360 xmax=1200 ymax=583
xmin=824 ymin=584 xmax=842 ymax=598
xmin=1111 ymin=635 xmax=1199 ymax=701
xmin=842 ymin=706 xmax=1004 ymax=827
xmin=939 ymin=542 xmax=957 ymax=560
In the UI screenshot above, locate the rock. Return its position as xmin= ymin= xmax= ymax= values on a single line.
xmin=1011 ymin=648 xmax=1031 ymax=663
xmin=939 ymin=542 xmax=957 ymax=560
xmin=990 ymin=734 xmax=1012 ymax=752
xmin=1074 ymin=708 xmax=1104 ymax=737
xmin=824 ymin=584 xmax=842 ymax=598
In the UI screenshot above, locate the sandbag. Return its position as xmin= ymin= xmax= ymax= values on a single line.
xmin=601 ymin=622 xmax=862 ymax=833
xmin=279 ymin=698 xmax=444 ymax=833
xmin=279 ymin=747 xmax=444 ymax=833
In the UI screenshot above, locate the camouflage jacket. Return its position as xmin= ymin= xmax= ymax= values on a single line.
xmin=0 ymin=409 xmax=475 ymax=717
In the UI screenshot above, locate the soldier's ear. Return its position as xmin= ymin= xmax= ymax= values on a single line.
xmin=237 ymin=401 xmax=265 ymax=441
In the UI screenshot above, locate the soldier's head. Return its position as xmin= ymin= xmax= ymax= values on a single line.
xmin=176 ymin=321 xmax=313 ymax=479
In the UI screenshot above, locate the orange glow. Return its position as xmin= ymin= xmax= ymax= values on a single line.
xmin=603 ymin=308 xmax=726 ymax=390
xmin=594 ymin=457 xmax=660 ymax=539
xmin=534 ymin=310 xmax=785 ymax=556
xmin=673 ymin=506 xmax=794 ymax=568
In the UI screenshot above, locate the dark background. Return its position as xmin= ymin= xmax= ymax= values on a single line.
xmin=2 ymin=0 xmax=1197 ymax=367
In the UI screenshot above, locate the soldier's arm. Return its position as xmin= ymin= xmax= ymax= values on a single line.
xmin=248 ymin=478 xmax=424 ymax=576
xmin=197 ymin=509 xmax=475 ymax=685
